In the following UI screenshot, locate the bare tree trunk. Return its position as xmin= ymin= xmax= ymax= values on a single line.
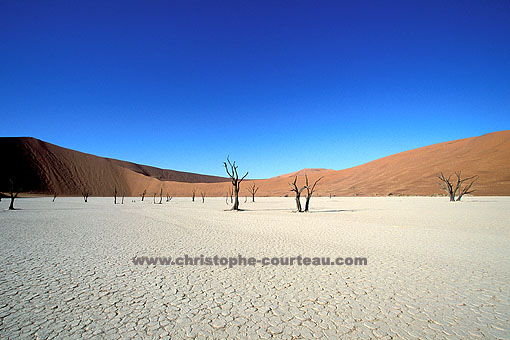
xmin=233 ymin=186 xmax=240 ymax=210
xmin=114 ymin=187 xmax=117 ymax=204
xmin=295 ymin=194 xmax=302 ymax=212
xmin=53 ymin=192 xmax=57 ymax=202
xmin=141 ymin=189 xmax=146 ymax=201
xmin=290 ymin=177 xmax=305 ymax=212
xmin=122 ymin=194 xmax=124 ymax=204
xmin=192 ymin=189 xmax=196 ymax=202
xmin=159 ymin=188 xmax=163 ymax=204
xmin=8 ymin=179 xmax=19 ymax=210
xmin=8 ymin=179 xmax=21 ymax=210
xmin=201 ymin=192 xmax=206 ymax=203
xmin=153 ymin=193 xmax=156 ymax=204
xmin=303 ymin=175 xmax=323 ymax=212
xmin=9 ymin=195 xmax=17 ymax=210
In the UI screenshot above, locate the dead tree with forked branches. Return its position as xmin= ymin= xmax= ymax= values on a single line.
xmin=159 ymin=188 xmax=163 ymax=204
xmin=141 ymin=189 xmax=147 ymax=201
xmin=223 ymin=156 xmax=248 ymax=211
xmin=201 ymin=192 xmax=206 ymax=203
xmin=53 ymin=192 xmax=58 ymax=202
xmin=166 ymin=193 xmax=172 ymax=202
xmin=192 ymin=188 xmax=196 ymax=202
xmin=304 ymin=175 xmax=323 ymax=212
xmin=247 ymin=182 xmax=259 ymax=202
xmin=437 ymin=171 xmax=478 ymax=202
xmin=289 ymin=176 xmax=306 ymax=212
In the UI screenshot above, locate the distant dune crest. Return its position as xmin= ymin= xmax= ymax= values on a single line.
xmin=1 ymin=131 xmax=509 ymax=196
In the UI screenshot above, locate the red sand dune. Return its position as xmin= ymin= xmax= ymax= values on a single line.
xmin=1 ymin=131 xmax=509 ymax=197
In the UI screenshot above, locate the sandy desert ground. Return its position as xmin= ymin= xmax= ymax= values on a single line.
xmin=1 ymin=197 xmax=509 ymax=339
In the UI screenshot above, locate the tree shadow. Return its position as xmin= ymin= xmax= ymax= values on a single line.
xmin=241 ymin=208 xmax=291 ymax=212
xmin=308 ymin=209 xmax=363 ymax=213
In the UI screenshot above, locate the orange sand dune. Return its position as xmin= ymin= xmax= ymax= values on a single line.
xmin=1 ymin=131 xmax=509 ymax=197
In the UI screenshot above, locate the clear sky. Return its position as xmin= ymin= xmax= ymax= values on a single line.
xmin=1 ymin=1 xmax=509 ymax=178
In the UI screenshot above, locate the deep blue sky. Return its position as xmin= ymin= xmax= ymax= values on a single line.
xmin=1 ymin=1 xmax=509 ymax=178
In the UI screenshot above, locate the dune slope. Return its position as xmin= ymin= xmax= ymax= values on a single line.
xmin=1 ymin=131 xmax=509 ymax=196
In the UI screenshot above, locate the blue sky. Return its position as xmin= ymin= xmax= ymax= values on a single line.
xmin=1 ymin=1 xmax=509 ymax=178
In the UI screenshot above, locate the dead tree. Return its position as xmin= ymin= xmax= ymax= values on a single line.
xmin=437 ymin=172 xmax=478 ymax=202
xmin=153 ymin=193 xmax=156 ymax=204
xmin=166 ymin=193 xmax=172 ymax=202
xmin=289 ymin=176 xmax=306 ymax=212
xmin=141 ymin=189 xmax=147 ymax=201
xmin=82 ymin=190 xmax=89 ymax=203
xmin=53 ymin=192 xmax=58 ymax=202
xmin=201 ymin=192 xmax=206 ymax=203
xmin=122 ymin=193 xmax=125 ymax=204
xmin=304 ymin=175 xmax=323 ymax=212
xmin=8 ymin=179 xmax=19 ymax=210
xmin=192 ymin=188 xmax=196 ymax=202
xmin=247 ymin=182 xmax=259 ymax=202
xmin=114 ymin=187 xmax=117 ymax=204
xmin=223 ymin=156 xmax=248 ymax=211
xmin=159 ymin=188 xmax=163 ymax=204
